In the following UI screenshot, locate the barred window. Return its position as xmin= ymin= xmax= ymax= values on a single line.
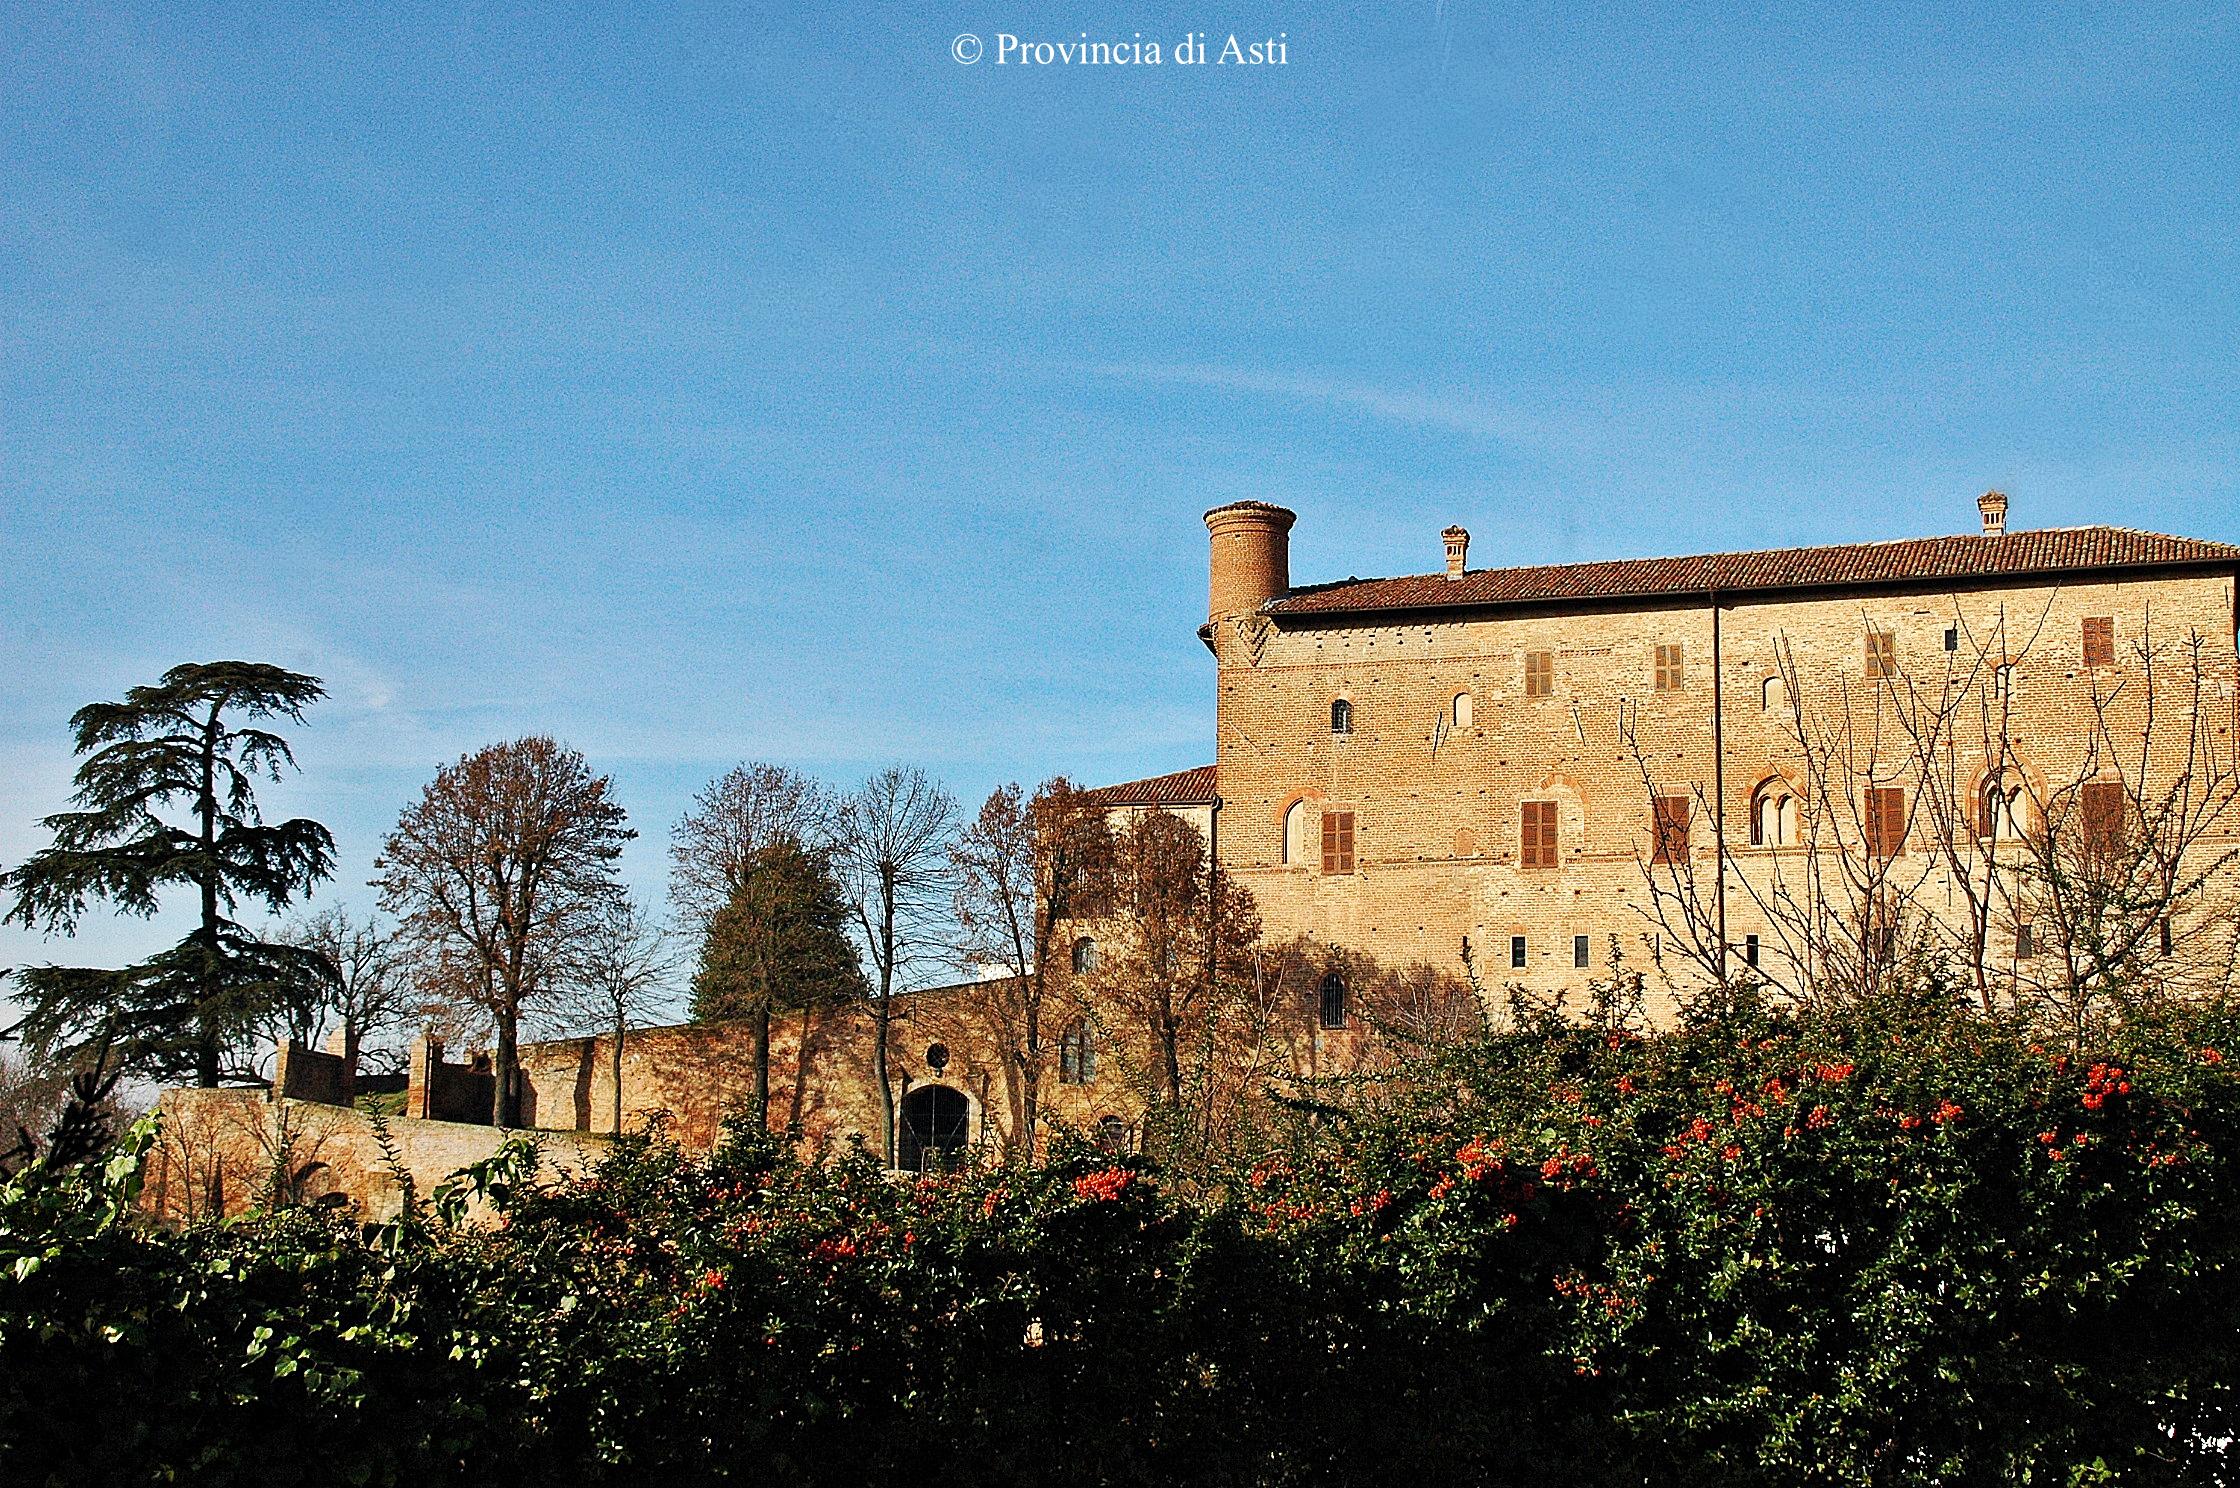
xmin=1330 ymin=698 xmax=1353 ymax=735
xmin=1318 ymin=971 xmax=1347 ymax=1030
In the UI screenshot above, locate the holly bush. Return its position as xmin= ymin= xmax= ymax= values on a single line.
xmin=6 ymin=974 xmax=2240 ymax=1485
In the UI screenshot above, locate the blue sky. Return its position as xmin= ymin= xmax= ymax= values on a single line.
xmin=3 ymin=1 xmax=2236 ymax=982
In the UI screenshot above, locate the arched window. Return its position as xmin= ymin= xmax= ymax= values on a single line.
xmin=1330 ymin=698 xmax=1353 ymax=735
xmin=1071 ymin=936 xmax=1097 ymax=974
xmin=1281 ymin=799 xmax=1308 ymax=865
xmin=1452 ymin=691 xmax=1474 ymax=729
xmin=1762 ymin=675 xmax=1786 ymax=713
xmin=1979 ymin=773 xmax=2026 ymax=840
xmin=1751 ymin=780 xmax=1797 ymax=846
xmin=1059 ymin=1022 xmax=1096 ymax=1084
xmin=1318 ymin=971 xmax=1348 ymax=1030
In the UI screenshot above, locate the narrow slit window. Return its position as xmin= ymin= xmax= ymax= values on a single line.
xmin=1510 ymin=935 xmax=1527 ymax=969
xmin=1572 ymin=934 xmax=1590 ymax=969
xmin=1330 ymin=698 xmax=1353 ymax=735
xmin=1744 ymin=934 xmax=1760 ymax=967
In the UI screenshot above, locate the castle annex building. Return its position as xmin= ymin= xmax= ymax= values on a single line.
xmin=1184 ymin=494 xmax=2240 ymax=1008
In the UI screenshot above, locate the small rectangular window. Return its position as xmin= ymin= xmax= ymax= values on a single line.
xmin=2083 ymin=616 xmax=2115 ymax=668
xmin=2016 ymin=922 xmax=2035 ymax=959
xmin=1866 ymin=786 xmax=1906 ymax=858
xmin=1652 ymin=794 xmax=1690 ymax=864
xmin=1524 ymin=651 xmax=1553 ymax=697
xmin=1520 ymin=800 xmax=1558 ymax=868
xmin=2160 ymin=918 xmax=2175 ymax=956
xmin=1510 ymin=935 xmax=1527 ymax=969
xmin=1744 ymin=934 xmax=1760 ymax=967
xmin=1573 ymin=934 xmax=1590 ymax=969
xmin=1944 ymin=626 xmax=1959 ymax=653
xmin=1654 ymin=643 xmax=1685 ymax=691
xmin=1320 ymin=810 xmax=1355 ymax=874
xmin=1865 ymin=630 xmax=1897 ymax=679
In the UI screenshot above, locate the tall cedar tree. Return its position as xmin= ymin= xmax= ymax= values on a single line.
xmin=692 ymin=838 xmax=866 ymax=1129
xmin=2 ymin=662 xmax=338 ymax=1086
xmin=950 ymin=779 xmax=1113 ymax=1157
xmin=374 ymin=738 xmax=633 ymax=1127
xmin=836 ymin=767 xmax=957 ymax=1163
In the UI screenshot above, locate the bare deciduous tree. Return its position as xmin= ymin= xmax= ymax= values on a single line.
xmin=554 ymin=894 xmax=680 ymax=1135
xmin=1626 ymin=600 xmax=2240 ymax=1040
xmin=835 ymin=766 xmax=957 ymax=1164
xmin=273 ymin=907 xmax=411 ymax=1084
xmin=668 ymin=763 xmax=830 ymax=934
xmin=374 ymin=737 xmax=633 ymax=1127
xmin=950 ymin=779 xmax=1113 ymax=1158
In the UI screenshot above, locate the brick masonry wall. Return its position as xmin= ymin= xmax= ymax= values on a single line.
xmin=144 ymin=1089 xmax=609 ymax=1224
xmin=1212 ymin=572 xmax=2240 ymax=1014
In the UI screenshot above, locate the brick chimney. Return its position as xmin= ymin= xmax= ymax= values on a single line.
xmin=1978 ymin=490 xmax=2008 ymax=536
xmin=1204 ymin=502 xmax=1296 ymax=619
xmin=1442 ymin=525 xmax=1469 ymax=579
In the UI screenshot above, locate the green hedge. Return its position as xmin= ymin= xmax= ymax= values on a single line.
xmin=7 ymin=982 xmax=2240 ymax=1486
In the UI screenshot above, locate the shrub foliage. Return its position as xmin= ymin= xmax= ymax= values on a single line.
xmin=7 ymin=979 xmax=2240 ymax=1485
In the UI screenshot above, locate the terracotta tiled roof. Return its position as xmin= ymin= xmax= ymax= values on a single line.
xmin=1266 ymin=527 xmax=2240 ymax=619
xmin=1082 ymin=765 xmax=1218 ymax=806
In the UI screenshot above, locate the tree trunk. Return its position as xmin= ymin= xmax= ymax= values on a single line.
xmin=875 ymin=873 xmax=897 ymax=1165
xmin=494 ymin=1000 xmax=521 ymax=1127
xmin=610 ymin=1006 xmax=625 ymax=1136
xmin=753 ymin=1001 xmax=772 ymax=1129
xmin=196 ymin=707 xmax=222 ymax=1088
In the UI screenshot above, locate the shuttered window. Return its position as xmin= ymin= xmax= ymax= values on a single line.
xmin=1865 ymin=787 xmax=1906 ymax=858
xmin=1654 ymin=644 xmax=1685 ymax=691
xmin=1524 ymin=651 xmax=1553 ymax=697
xmin=1320 ymin=810 xmax=1355 ymax=874
xmin=1520 ymin=800 xmax=1558 ymax=868
xmin=2082 ymin=617 xmax=2115 ymax=667
xmin=1651 ymin=795 xmax=1689 ymax=864
xmin=1865 ymin=630 xmax=1897 ymax=679
xmin=2081 ymin=781 xmax=2125 ymax=852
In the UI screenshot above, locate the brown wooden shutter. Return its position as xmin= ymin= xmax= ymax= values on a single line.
xmin=1866 ymin=631 xmax=1895 ymax=679
xmin=1525 ymin=652 xmax=1552 ymax=697
xmin=1866 ymin=787 xmax=1905 ymax=857
xmin=2083 ymin=617 xmax=2114 ymax=667
xmin=1651 ymin=795 xmax=1689 ymax=863
xmin=1522 ymin=800 xmax=1557 ymax=867
xmin=2081 ymin=781 xmax=2124 ymax=852
xmin=1321 ymin=810 xmax=1354 ymax=874
xmin=1654 ymin=644 xmax=1684 ymax=691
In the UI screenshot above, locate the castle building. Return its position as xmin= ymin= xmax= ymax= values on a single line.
xmin=1167 ymin=494 xmax=2240 ymax=1012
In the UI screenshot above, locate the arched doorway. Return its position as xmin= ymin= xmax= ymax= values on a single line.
xmin=899 ymin=1084 xmax=970 ymax=1172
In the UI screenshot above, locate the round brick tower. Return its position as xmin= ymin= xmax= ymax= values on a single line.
xmin=1203 ymin=501 xmax=1296 ymax=620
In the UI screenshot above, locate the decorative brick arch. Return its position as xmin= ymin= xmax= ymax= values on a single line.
xmin=1275 ymin=788 xmax=1327 ymax=867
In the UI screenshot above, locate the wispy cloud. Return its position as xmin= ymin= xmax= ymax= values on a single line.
xmin=1087 ymin=362 xmax=1563 ymax=445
